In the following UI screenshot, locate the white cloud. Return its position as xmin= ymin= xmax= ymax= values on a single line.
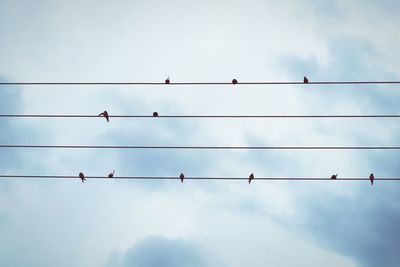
xmin=0 ymin=1 xmax=399 ymax=266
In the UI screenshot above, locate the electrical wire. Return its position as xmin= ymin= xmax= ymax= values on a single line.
xmin=1 ymin=114 xmax=400 ymax=119
xmin=1 ymin=81 xmax=400 ymax=86
xmin=0 ymin=175 xmax=399 ymax=181
xmin=1 ymin=145 xmax=400 ymax=150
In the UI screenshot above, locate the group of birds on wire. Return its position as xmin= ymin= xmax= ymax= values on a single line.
xmin=99 ymin=110 xmax=158 ymax=121
xmin=74 ymin=171 xmax=377 ymax=186
xmin=146 ymin=76 xmax=382 ymax=85
xmin=1 ymin=76 xmax=397 ymax=186
xmin=2 ymin=76 xmax=400 ymax=85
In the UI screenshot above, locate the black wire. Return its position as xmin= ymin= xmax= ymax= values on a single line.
xmin=1 ymin=114 xmax=400 ymax=119
xmin=0 ymin=175 xmax=398 ymax=181
xmin=1 ymin=81 xmax=400 ymax=86
xmin=1 ymin=145 xmax=400 ymax=150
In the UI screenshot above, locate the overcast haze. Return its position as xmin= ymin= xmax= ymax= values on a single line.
xmin=0 ymin=1 xmax=400 ymax=266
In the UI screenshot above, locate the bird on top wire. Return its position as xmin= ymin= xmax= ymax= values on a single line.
xmin=370 ymin=173 xmax=375 ymax=186
xmin=79 ymin=172 xmax=86 ymax=183
xmin=248 ymin=173 xmax=254 ymax=184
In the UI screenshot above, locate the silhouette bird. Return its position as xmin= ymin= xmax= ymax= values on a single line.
xmin=331 ymin=174 xmax=338 ymax=180
xmin=79 ymin=172 xmax=86 ymax=183
xmin=108 ymin=170 xmax=115 ymax=178
xmin=180 ymin=173 xmax=184 ymax=183
xmin=303 ymin=76 xmax=309 ymax=83
xmin=153 ymin=112 xmax=159 ymax=117
xmin=248 ymin=173 xmax=254 ymax=184
xmin=369 ymin=173 xmax=375 ymax=186
xmin=165 ymin=77 xmax=170 ymax=84
xmin=232 ymin=79 xmax=238 ymax=85
xmin=98 ymin=110 xmax=109 ymax=122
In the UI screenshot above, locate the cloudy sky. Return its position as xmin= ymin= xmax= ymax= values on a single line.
xmin=0 ymin=0 xmax=400 ymax=266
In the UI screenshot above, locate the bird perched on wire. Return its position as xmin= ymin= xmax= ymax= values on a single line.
xmin=303 ymin=76 xmax=309 ymax=83
xmin=369 ymin=173 xmax=375 ymax=186
xmin=232 ymin=79 xmax=238 ymax=85
xmin=180 ymin=173 xmax=184 ymax=183
xmin=331 ymin=174 xmax=338 ymax=180
xmin=79 ymin=172 xmax=86 ymax=183
xmin=248 ymin=173 xmax=254 ymax=184
xmin=165 ymin=77 xmax=170 ymax=84
xmin=108 ymin=170 xmax=115 ymax=178
xmin=98 ymin=110 xmax=109 ymax=122
xmin=153 ymin=112 xmax=159 ymax=117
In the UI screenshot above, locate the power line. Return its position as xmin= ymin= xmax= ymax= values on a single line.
xmin=1 ymin=145 xmax=400 ymax=150
xmin=1 ymin=114 xmax=400 ymax=119
xmin=0 ymin=175 xmax=399 ymax=181
xmin=1 ymin=81 xmax=400 ymax=86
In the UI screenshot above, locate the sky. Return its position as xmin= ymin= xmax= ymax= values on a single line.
xmin=0 ymin=0 xmax=400 ymax=266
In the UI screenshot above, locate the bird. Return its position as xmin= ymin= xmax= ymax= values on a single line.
xmin=108 ymin=170 xmax=115 ymax=178
xmin=232 ymin=79 xmax=238 ymax=85
xmin=153 ymin=112 xmax=159 ymax=117
xmin=331 ymin=174 xmax=338 ymax=180
xmin=180 ymin=173 xmax=184 ymax=183
xmin=369 ymin=173 xmax=375 ymax=186
xmin=165 ymin=77 xmax=170 ymax=84
xmin=303 ymin=76 xmax=309 ymax=83
xmin=98 ymin=110 xmax=109 ymax=122
xmin=79 ymin=172 xmax=86 ymax=183
xmin=248 ymin=173 xmax=254 ymax=184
